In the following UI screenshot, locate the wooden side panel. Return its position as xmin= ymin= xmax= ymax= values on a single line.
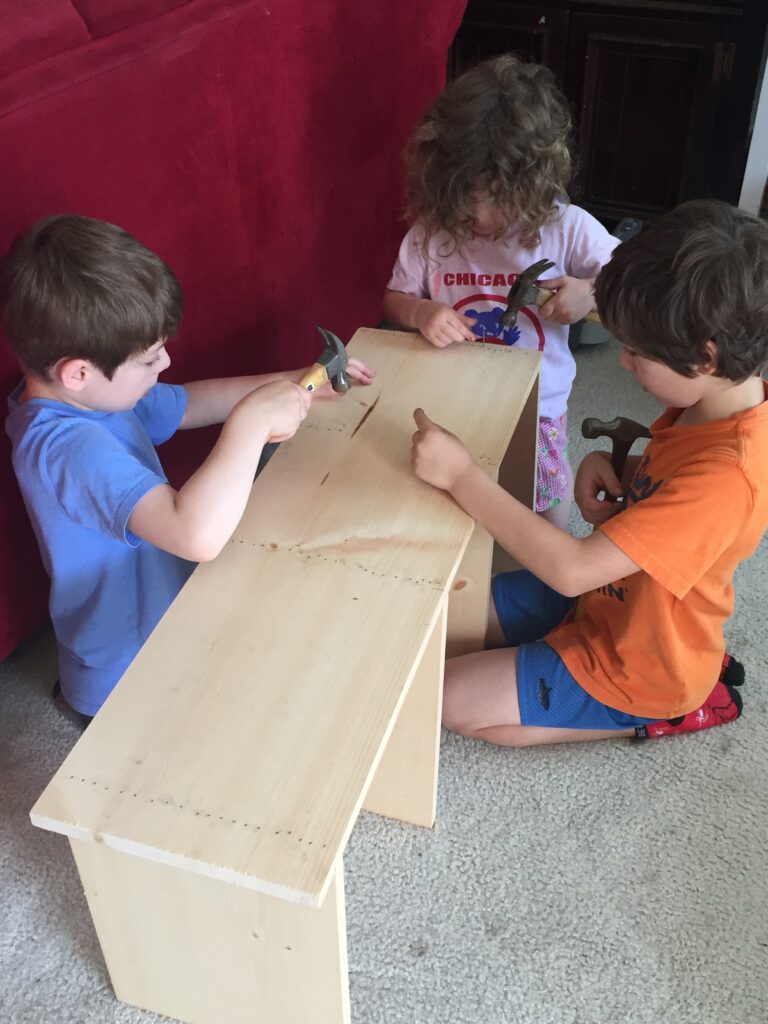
xmin=446 ymin=523 xmax=493 ymax=659
xmin=363 ymin=600 xmax=447 ymax=827
xmin=493 ymin=375 xmax=538 ymax=574
xmin=71 ymin=838 xmax=350 ymax=1024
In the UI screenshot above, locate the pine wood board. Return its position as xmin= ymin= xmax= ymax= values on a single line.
xmin=31 ymin=329 xmax=540 ymax=907
xmin=71 ymin=840 xmax=350 ymax=1024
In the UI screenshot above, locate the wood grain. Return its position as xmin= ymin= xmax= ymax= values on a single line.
xmin=32 ymin=330 xmax=540 ymax=908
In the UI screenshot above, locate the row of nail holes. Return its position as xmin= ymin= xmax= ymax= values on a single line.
xmin=66 ymin=776 xmax=324 ymax=847
xmin=226 ymin=541 xmax=443 ymax=588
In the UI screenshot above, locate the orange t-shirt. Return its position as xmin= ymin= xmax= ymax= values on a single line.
xmin=546 ymin=384 xmax=768 ymax=719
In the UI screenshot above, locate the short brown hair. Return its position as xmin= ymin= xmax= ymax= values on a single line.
xmin=595 ymin=200 xmax=768 ymax=381
xmin=0 ymin=214 xmax=184 ymax=380
xmin=405 ymin=54 xmax=574 ymax=251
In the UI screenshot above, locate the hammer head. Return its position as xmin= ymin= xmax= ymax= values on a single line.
xmin=313 ymin=326 xmax=350 ymax=393
xmin=581 ymin=416 xmax=652 ymax=480
xmin=500 ymin=259 xmax=555 ymax=329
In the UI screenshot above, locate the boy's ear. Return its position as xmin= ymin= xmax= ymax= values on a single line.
xmin=54 ymin=357 xmax=97 ymax=392
xmin=699 ymin=339 xmax=719 ymax=376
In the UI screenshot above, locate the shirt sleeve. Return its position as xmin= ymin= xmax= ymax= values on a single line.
xmin=600 ymin=458 xmax=752 ymax=599
xmin=42 ymin=422 xmax=168 ymax=546
xmin=561 ymin=206 xmax=620 ymax=280
xmin=133 ymin=382 xmax=188 ymax=445
xmin=387 ymin=225 xmax=430 ymax=297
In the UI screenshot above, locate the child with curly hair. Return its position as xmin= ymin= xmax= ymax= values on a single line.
xmin=383 ymin=54 xmax=618 ymax=528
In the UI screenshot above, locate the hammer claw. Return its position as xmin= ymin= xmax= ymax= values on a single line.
xmin=520 ymin=258 xmax=556 ymax=281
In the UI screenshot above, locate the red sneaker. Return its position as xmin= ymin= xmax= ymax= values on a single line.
xmin=635 ymin=653 xmax=744 ymax=740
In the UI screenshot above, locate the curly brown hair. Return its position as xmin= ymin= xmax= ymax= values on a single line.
xmin=405 ymin=54 xmax=574 ymax=252
xmin=595 ymin=200 xmax=768 ymax=381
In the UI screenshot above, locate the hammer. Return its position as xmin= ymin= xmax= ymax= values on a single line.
xmin=298 ymin=326 xmax=350 ymax=393
xmin=500 ymin=258 xmax=602 ymax=329
xmin=581 ymin=416 xmax=651 ymax=502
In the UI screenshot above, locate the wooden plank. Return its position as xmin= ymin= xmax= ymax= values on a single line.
xmin=493 ymin=374 xmax=538 ymax=574
xmin=447 ymin=376 xmax=538 ymax=649
xmin=362 ymin=597 xmax=447 ymax=827
xmin=446 ymin=522 xmax=494 ymax=659
xmin=71 ymin=839 xmax=350 ymax=1024
xmin=31 ymin=330 xmax=540 ymax=906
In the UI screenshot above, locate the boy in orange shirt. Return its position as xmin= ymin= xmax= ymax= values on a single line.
xmin=411 ymin=199 xmax=768 ymax=745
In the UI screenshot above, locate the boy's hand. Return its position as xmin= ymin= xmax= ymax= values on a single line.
xmin=538 ymin=276 xmax=596 ymax=325
xmin=312 ymin=357 xmax=376 ymax=399
xmin=411 ymin=408 xmax=475 ymax=492
xmin=233 ymin=380 xmax=311 ymax=442
xmin=346 ymin=357 xmax=375 ymax=386
xmin=414 ymin=300 xmax=478 ymax=347
xmin=574 ymin=450 xmax=623 ymax=525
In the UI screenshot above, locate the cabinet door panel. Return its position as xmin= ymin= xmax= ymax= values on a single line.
xmin=567 ymin=14 xmax=735 ymax=221
xmin=449 ymin=4 xmax=568 ymax=81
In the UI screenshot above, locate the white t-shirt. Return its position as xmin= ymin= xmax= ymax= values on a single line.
xmin=387 ymin=204 xmax=619 ymax=418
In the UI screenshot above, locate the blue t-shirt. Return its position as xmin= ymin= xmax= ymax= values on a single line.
xmin=6 ymin=382 xmax=196 ymax=716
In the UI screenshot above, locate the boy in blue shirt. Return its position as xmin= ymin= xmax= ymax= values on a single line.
xmin=1 ymin=214 xmax=373 ymax=724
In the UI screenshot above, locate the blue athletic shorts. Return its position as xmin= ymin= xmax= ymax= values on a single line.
xmin=492 ymin=570 xmax=654 ymax=731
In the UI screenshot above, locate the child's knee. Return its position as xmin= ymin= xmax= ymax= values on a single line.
xmin=441 ymin=672 xmax=466 ymax=732
xmin=441 ymin=661 xmax=482 ymax=734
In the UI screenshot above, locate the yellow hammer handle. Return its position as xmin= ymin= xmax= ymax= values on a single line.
xmin=536 ymin=286 xmax=602 ymax=326
xmin=298 ymin=363 xmax=328 ymax=392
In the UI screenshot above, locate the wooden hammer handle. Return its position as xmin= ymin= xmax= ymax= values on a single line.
xmin=581 ymin=417 xmax=652 ymax=503
xmin=298 ymin=363 xmax=328 ymax=392
xmin=536 ymin=286 xmax=601 ymax=325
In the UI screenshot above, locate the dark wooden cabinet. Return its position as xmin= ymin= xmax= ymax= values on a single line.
xmin=449 ymin=1 xmax=768 ymax=225
xmin=449 ymin=5 xmax=569 ymax=73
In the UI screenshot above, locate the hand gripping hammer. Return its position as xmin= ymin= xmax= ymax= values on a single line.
xmin=500 ymin=258 xmax=602 ymax=330
xmin=581 ymin=416 xmax=652 ymax=502
xmin=299 ymin=326 xmax=350 ymax=393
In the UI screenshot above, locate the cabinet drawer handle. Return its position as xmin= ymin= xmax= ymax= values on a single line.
xmin=723 ymin=42 xmax=736 ymax=83
xmin=713 ymin=42 xmax=724 ymax=82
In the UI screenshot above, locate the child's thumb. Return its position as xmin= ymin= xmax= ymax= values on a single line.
xmin=413 ymin=407 xmax=432 ymax=430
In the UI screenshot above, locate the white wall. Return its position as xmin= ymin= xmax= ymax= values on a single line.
xmin=740 ymin=60 xmax=768 ymax=213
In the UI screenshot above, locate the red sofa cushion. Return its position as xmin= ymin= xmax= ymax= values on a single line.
xmin=0 ymin=0 xmax=467 ymax=660
xmin=1 ymin=1 xmax=91 ymax=77
xmin=72 ymin=0 xmax=190 ymax=38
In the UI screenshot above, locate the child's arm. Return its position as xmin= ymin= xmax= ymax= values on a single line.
xmin=129 ymin=382 xmax=311 ymax=562
xmin=412 ymin=409 xmax=639 ymax=596
xmin=179 ymin=359 xmax=374 ymax=429
xmin=383 ymin=289 xmax=478 ymax=347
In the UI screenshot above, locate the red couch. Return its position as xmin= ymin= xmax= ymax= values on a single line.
xmin=0 ymin=0 xmax=466 ymax=660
